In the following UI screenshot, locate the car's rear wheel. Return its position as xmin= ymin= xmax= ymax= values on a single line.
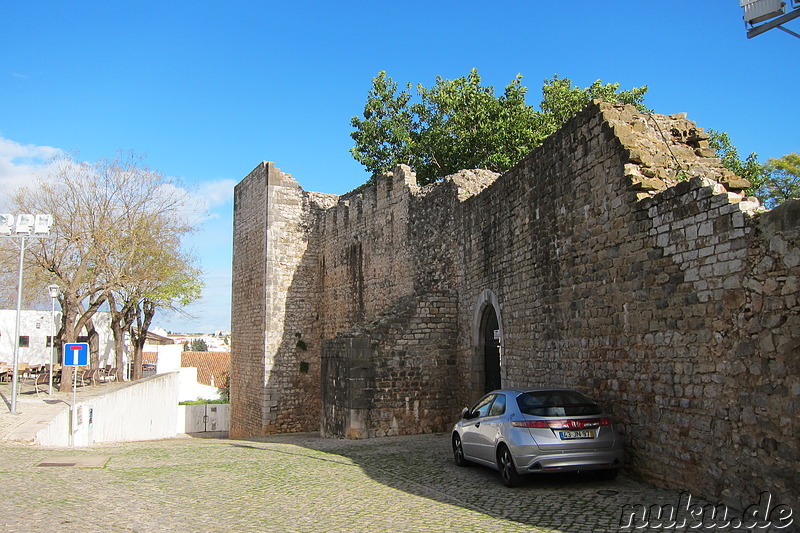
xmin=497 ymin=445 xmax=522 ymax=487
xmin=452 ymin=433 xmax=470 ymax=467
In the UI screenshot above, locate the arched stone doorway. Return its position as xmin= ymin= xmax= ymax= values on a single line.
xmin=471 ymin=289 xmax=504 ymax=397
xmin=481 ymin=305 xmax=501 ymax=392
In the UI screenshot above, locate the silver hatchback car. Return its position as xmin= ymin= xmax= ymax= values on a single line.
xmin=452 ymin=388 xmax=623 ymax=487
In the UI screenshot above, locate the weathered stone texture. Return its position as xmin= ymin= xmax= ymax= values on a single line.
xmin=231 ymin=162 xmax=334 ymax=437
xmin=232 ymin=101 xmax=799 ymax=512
xmin=230 ymin=163 xmax=269 ymax=439
xmin=317 ymin=167 xmax=419 ymax=339
xmin=321 ymin=291 xmax=459 ymax=439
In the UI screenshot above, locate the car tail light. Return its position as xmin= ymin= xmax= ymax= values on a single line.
xmin=511 ymin=420 xmax=550 ymax=428
xmin=511 ymin=417 xmax=611 ymax=429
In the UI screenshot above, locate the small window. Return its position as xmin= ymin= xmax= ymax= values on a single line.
xmin=489 ymin=394 xmax=506 ymax=416
xmin=18 ymin=336 xmax=30 ymax=348
xmin=77 ymin=336 xmax=89 ymax=343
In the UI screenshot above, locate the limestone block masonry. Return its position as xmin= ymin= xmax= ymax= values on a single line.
xmin=231 ymin=100 xmax=799 ymax=514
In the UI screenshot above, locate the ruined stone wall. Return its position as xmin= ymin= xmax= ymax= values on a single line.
xmin=321 ymin=291 xmax=459 ymax=438
xmin=231 ymin=101 xmax=798 ymax=513
xmin=453 ymin=101 xmax=798 ymax=512
xmin=231 ymin=162 xmax=334 ymax=437
xmin=316 ymin=168 xmax=496 ymax=438
xmin=364 ymin=291 xmax=460 ymax=436
xmin=316 ymin=167 xmax=419 ymax=339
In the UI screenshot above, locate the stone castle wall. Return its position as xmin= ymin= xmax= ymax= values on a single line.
xmin=231 ymin=102 xmax=799 ymax=512
xmin=316 ymin=167 xmax=419 ymax=339
xmin=231 ymin=162 xmax=334 ymax=437
xmin=449 ymin=102 xmax=799 ymax=511
xmin=230 ymin=163 xmax=269 ymax=438
xmin=321 ymin=290 xmax=460 ymax=439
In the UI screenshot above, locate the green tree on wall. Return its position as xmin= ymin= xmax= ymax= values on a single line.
xmin=352 ymin=69 xmax=795 ymax=210
xmin=762 ymin=153 xmax=800 ymax=208
xmin=349 ymin=71 xmax=415 ymax=181
xmin=708 ymin=131 xmax=798 ymax=208
xmin=708 ymin=130 xmax=767 ymax=195
xmin=534 ymin=75 xmax=650 ymax=138
xmin=350 ymin=69 xmax=649 ymax=184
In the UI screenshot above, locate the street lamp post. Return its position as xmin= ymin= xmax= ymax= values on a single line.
xmin=47 ymin=284 xmax=60 ymax=395
xmin=0 ymin=213 xmax=54 ymax=414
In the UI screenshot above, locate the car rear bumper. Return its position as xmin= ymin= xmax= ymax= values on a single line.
xmin=515 ymin=449 xmax=623 ymax=474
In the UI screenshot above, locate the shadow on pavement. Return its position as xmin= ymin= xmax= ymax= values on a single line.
xmin=224 ymin=432 xmax=658 ymax=533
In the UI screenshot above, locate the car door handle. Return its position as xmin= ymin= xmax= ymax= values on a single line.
xmin=475 ymin=422 xmax=481 ymax=428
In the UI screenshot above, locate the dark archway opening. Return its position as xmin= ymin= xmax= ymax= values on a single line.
xmin=481 ymin=305 xmax=501 ymax=393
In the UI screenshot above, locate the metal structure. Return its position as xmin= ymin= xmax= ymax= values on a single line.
xmin=742 ymin=0 xmax=800 ymax=39
xmin=47 ymin=284 xmax=60 ymax=395
xmin=0 ymin=213 xmax=54 ymax=414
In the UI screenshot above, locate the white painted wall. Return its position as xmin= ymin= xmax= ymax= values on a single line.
xmin=178 ymin=366 xmax=222 ymax=402
xmin=154 ymin=343 xmax=182 ymax=372
xmin=151 ymin=344 xmax=222 ymax=402
xmin=36 ymin=372 xmax=180 ymax=446
xmin=179 ymin=403 xmax=230 ymax=433
xmin=0 ymin=309 xmax=60 ymax=366
xmin=35 ymin=404 xmax=71 ymax=446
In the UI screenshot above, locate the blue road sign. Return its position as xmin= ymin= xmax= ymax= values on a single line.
xmin=63 ymin=343 xmax=89 ymax=366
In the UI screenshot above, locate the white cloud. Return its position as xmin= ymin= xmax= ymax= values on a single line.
xmin=198 ymin=179 xmax=236 ymax=207
xmin=174 ymin=178 xmax=234 ymax=225
xmin=0 ymin=137 xmax=63 ymax=209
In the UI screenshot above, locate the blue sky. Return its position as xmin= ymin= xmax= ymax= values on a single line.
xmin=1 ymin=1 xmax=797 ymax=333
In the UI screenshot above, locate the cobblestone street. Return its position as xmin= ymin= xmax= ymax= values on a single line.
xmin=2 ymin=432 xmax=790 ymax=533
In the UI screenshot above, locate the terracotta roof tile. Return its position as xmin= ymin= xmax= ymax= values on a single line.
xmin=181 ymin=351 xmax=230 ymax=387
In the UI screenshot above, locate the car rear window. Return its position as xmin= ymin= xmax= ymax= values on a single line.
xmin=516 ymin=390 xmax=602 ymax=417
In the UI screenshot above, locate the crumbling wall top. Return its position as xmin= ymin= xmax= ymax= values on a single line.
xmin=425 ymin=168 xmax=501 ymax=202
xmin=594 ymin=100 xmax=756 ymax=204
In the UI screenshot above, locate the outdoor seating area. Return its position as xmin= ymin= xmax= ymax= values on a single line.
xmin=0 ymin=363 xmax=120 ymax=395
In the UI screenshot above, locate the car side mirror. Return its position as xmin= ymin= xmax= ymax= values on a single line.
xmin=460 ymin=407 xmax=472 ymax=420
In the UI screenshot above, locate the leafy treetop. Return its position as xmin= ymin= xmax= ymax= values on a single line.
xmin=352 ymin=69 xmax=794 ymax=210
xmin=708 ymin=131 xmax=798 ymax=208
xmin=762 ymin=153 xmax=800 ymax=208
xmin=350 ymin=69 xmax=649 ymax=184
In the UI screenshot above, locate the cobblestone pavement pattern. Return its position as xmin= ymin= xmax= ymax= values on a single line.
xmin=2 ymin=429 xmax=795 ymax=533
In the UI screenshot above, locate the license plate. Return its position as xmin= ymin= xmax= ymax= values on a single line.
xmin=559 ymin=430 xmax=595 ymax=440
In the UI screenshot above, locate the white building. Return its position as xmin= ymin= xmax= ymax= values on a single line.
xmin=1 ymin=309 xmax=224 ymax=402
xmin=166 ymin=332 xmax=231 ymax=353
xmin=0 ymin=310 xmax=118 ymax=367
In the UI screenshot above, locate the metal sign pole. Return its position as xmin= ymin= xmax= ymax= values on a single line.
xmin=49 ymin=291 xmax=55 ymax=395
xmin=71 ymin=368 xmax=77 ymax=447
xmin=63 ymin=343 xmax=88 ymax=447
xmin=9 ymin=235 xmax=26 ymax=415
xmin=1 ymin=213 xmax=55 ymax=414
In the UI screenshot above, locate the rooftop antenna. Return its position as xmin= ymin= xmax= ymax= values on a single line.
xmin=742 ymin=0 xmax=800 ymax=38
